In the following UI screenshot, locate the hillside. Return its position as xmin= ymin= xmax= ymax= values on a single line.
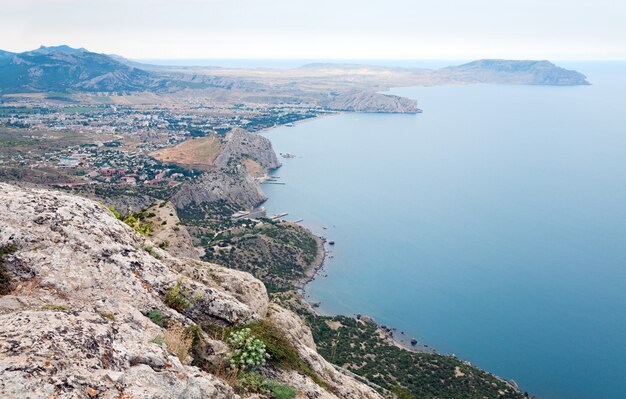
xmin=0 ymin=45 xmax=160 ymax=93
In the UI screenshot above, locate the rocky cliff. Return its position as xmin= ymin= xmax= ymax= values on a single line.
xmin=0 ymin=182 xmax=382 ymax=398
xmin=172 ymin=167 xmax=267 ymax=211
xmin=324 ymin=91 xmax=421 ymax=113
xmin=172 ymin=129 xmax=279 ymax=212
xmin=214 ymin=129 xmax=281 ymax=172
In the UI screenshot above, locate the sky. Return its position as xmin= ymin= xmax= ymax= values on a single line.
xmin=2 ymin=0 xmax=625 ymax=60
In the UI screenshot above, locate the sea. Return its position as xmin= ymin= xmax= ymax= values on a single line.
xmin=260 ymin=61 xmax=626 ymax=399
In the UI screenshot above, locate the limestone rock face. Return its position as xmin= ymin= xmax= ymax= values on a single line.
xmin=172 ymin=167 xmax=267 ymax=210
xmin=0 ymin=182 xmax=258 ymax=398
xmin=0 ymin=183 xmax=383 ymax=399
xmin=144 ymin=200 xmax=201 ymax=259
xmin=214 ymin=128 xmax=281 ymax=171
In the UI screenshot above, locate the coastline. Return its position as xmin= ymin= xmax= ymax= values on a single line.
xmin=255 ymin=116 xmax=525 ymax=396
xmin=259 ymin=117 xmax=441 ymax=355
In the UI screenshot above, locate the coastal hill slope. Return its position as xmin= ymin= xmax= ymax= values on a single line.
xmin=0 ymin=182 xmax=382 ymax=398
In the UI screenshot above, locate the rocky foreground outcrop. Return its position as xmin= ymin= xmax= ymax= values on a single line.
xmin=0 ymin=183 xmax=381 ymax=398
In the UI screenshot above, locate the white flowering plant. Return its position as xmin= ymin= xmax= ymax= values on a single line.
xmin=227 ymin=328 xmax=270 ymax=370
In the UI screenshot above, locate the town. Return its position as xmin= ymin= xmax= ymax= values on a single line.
xmin=0 ymin=98 xmax=323 ymax=190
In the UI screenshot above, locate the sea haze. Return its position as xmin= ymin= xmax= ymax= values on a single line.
xmin=262 ymin=62 xmax=626 ymax=399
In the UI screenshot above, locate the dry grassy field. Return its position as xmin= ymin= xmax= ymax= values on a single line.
xmin=150 ymin=136 xmax=222 ymax=169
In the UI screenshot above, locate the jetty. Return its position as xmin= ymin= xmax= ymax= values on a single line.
xmin=270 ymin=212 xmax=289 ymax=220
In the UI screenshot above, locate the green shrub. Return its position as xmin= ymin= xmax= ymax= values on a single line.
xmin=245 ymin=319 xmax=328 ymax=389
xmin=164 ymin=280 xmax=192 ymax=312
xmin=125 ymin=213 xmax=153 ymax=236
xmin=236 ymin=371 xmax=267 ymax=393
xmin=227 ymin=328 xmax=270 ymax=370
xmin=0 ymin=243 xmax=17 ymax=257
xmin=266 ymin=380 xmax=297 ymax=399
xmin=107 ymin=205 xmax=121 ymax=219
xmin=144 ymin=245 xmax=161 ymax=259
xmin=392 ymin=386 xmax=418 ymax=399
xmin=235 ymin=372 xmax=296 ymax=399
xmin=0 ymin=243 xmax=16 ymax=295
xmin=99 ymin=312 xmax=115 ymax=321
xmin=147 ymin=309 xmax=164 ymax=326
xmin=107 ymin=205 xmax=153 ymax=235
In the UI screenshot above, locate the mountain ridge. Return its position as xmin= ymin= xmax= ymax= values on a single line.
xmin=0 ymin=46 xmax=590 ymax=95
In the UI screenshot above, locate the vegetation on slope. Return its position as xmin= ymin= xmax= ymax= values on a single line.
xmin=0 ymin=242 xmax=17 ymax=295
xmin=276 ymin=293 xmax=530 ymax=399
xmin=200 ymin=219 xmax=319 ymax=292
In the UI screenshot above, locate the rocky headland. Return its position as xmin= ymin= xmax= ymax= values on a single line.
xmin=324 ymin=91 xmax=421 ymax=114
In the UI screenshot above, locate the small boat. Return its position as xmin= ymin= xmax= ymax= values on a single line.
xmin=328 ymin=241 xmax=335 ymax=245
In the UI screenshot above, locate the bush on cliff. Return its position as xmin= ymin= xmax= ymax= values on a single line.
xmin=0 ymin=243 xmax=16 ymax=295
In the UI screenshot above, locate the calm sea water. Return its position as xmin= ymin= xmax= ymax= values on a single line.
xmin=262 ymin=62 xmax=626 ymax=399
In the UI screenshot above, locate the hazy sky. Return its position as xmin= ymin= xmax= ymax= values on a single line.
xmin=2 ymin=0 xmax=625 ymax=60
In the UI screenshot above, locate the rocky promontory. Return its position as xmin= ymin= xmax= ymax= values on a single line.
xmin=172 ymin=129 xmax=279 ymax=212
xmin=214 ymin=128 xmax=281 ymax=171
xmin=324 ymin=91 xmax=421 ymax=113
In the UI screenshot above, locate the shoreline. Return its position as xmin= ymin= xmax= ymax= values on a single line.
xmin=258 ymin=116 xmax=436 ymax=354
xmin=255 ymin=116 xmax=525 ymax=394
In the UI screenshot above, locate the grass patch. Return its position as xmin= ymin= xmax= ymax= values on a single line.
xmin=164 ymin=280 xmax=192 ymax=312
xmin=99 ymin=312 xmax=115 ymax=321
xmin=144 ymin=245 xmax=161 ymax=259
xmin=41 ymin=304 xmax=71 ymax=311
xmin=235 ymin=372 xmax=296 ymax=399
xmin=107 ymin=205 xmax=154 ymax=236
xmin=164 ymin=322 xmax=192 ymax=362
xmin=147 ymin=309 xmax=165 ymax=326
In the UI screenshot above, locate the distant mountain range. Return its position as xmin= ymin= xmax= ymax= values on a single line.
xmin=0 ymin=45 xmax=161 ymax=93
xmin=0 ymin=45 xmax=590 ymax=94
